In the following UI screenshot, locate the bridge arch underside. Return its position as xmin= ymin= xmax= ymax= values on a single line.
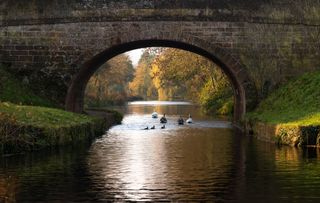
xmin=65 ymin=39 xmax=257 ymax=122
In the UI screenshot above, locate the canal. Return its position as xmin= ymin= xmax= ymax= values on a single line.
xmin=1 ymin=101 xmax=320 ymax=202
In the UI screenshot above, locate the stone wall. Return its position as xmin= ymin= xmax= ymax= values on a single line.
xmin=1 ymin=0 xmax=320 ymax=117
xmin=246 ymin=122 xmax=320 ymax=147
xmin=2 ymin=0 xmax=320 ymax=25
xmin=1 ymin=21 xmax=252 ymax=107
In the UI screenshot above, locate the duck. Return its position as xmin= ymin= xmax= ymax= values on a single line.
xmin=150 ymin=125 xmax=155 ymax=129
xmin=143 ymin=126 xmax=149 ymax=130
xmin=161 ymin=125 xmax=165 ymax=129
xmin=152 ymin=111 xmax=158 ymax=118
xmin=178 ymin=115 xmax=184 ymax=125
xmin=160 ymin=113 xmax=167 ymax=123
xmin=186 ymin=114 xmax=193 ymax=124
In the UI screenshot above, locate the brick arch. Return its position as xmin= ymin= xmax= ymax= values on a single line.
xmin=65 ymin=32 xmax=257 ymax=123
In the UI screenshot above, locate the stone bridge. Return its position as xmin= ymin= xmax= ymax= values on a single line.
xmin=1 ymin=0 xmax=320 ymax=122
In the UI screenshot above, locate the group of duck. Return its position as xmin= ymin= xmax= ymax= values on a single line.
xmin=143 ymin=112 xmax=193 ymax=130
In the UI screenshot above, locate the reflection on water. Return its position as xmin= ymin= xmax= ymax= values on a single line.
xmin=88 ymin=127 xmax=236 ymax=201
xmin=113 ymin=100 xmax=229 ymax=122
xmin=129 ymin=100 xmax=192 ymax=106
xmin=0 ymin=101 xmax=320 ymax=202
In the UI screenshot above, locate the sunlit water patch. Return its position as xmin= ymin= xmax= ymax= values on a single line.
xmin=128 ymin=100 xmax=193 ymax=106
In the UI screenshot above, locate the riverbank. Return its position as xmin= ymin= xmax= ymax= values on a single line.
xmin=246 ymin=71 xmax=320 ymax=147
xmin=0 ymin=102 xmax=111 ymax=154
xmin=0 ymin=66 xmax=122 ymax=154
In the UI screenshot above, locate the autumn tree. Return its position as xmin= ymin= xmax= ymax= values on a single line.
xmin=86 ymin=48 xmax=234 ymax=115
xmin=128 ymin=50 xmax=158 ymax=100
xmin=85 ymin=54 xmax=134 ymax=107
xmin=151 ymin=48 xmax=234 ymax=115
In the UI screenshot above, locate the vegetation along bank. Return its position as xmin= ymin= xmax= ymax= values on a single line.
xmin=246 ymin=71 xmax=320 ymax=147
xmin=0 ymin=66 xmax=122 ymax=154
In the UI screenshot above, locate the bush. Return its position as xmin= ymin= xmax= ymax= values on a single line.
xmin=200 ymin=81 xmax=234 ymax=116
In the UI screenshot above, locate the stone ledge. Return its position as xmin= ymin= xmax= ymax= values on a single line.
xmin=246 ymin=121 xmax=320 ymax=147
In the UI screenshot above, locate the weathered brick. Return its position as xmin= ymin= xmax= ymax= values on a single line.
xmin=11 ymin=50 xmax=28 ymax=55
xmin=18 ymin=56 xmax=33 ymax=62
xmin=15 ymin=45 xmax=30 ymax=50
xmin=29 ymin=51 xmax=49 ymax=56
xmin=2 ymin=55 xmax=19 ymax=61
xmin=33 ymin=56 xmax=51 ymax=63
xmin=33 ymin=46 xmax=49 ymax=50
xmin=1 ymin=0 xmax=320 ymax=120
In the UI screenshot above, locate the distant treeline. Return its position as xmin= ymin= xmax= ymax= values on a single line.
xmin=85 ymin=54 xmax=135 ymax=106
xmin=85 ymin=48 xmax=233 ymax=115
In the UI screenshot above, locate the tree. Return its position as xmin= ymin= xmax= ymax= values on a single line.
xmin=128 ymin=50 xmax=158 ymax=100
xmin=151 ymin=48 xmax=234 ymax=115
xmin=85 ymin=54 xmax=134 ymax=107
xmin=86 ymin=48 xmax=234 ymax=115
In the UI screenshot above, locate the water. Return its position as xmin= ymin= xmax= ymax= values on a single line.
xmin=1 ymin=101 xmax=320 ymax=202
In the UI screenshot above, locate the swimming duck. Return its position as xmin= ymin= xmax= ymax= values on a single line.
xmin=143 ymin=126 xmax=149 ymax=130
xmin=160 ymin=114 xmax=167 ymax=123
xmin=161 ymin=125 xmax=165 ymax=129
xmin=152 ymin=111 xmax=158 ymax=118
xmin=150 ymin=125 xmax=155 ymax=129
xmin=186 ymin=114 xmax=193 ymax=124
xmin=178 ymin=116 xmax=184 ymax=125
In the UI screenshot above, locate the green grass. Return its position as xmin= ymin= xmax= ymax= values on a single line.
xmin=248 ymin=71 xmax=320 ymax=126
xmin=0 ymin=102 xmax=106 ymax=153
xmin=0 ymin=65 xmax=108 ymax=153
xmin=0 ymin=102 xmax=94 ymax=128
xmin=0 ymin=67 xmax=54 ymax=107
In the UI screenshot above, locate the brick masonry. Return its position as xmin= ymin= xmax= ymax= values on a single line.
xmin=1 ymin=0 xmax=320 ymax=122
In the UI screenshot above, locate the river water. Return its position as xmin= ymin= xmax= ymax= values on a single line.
xmin=1 ymin=101 xmax=320 ymax=202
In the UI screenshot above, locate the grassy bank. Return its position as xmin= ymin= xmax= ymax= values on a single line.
xmin=247 ymin=71 xmax=320 ymax=146
xmin=85 ymin=107 xmax=123 ymax=125
xmin=0 ymin=102 xmax=107 ymax=154
xmin=0 ymin=66 xmax=121 ymax=154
